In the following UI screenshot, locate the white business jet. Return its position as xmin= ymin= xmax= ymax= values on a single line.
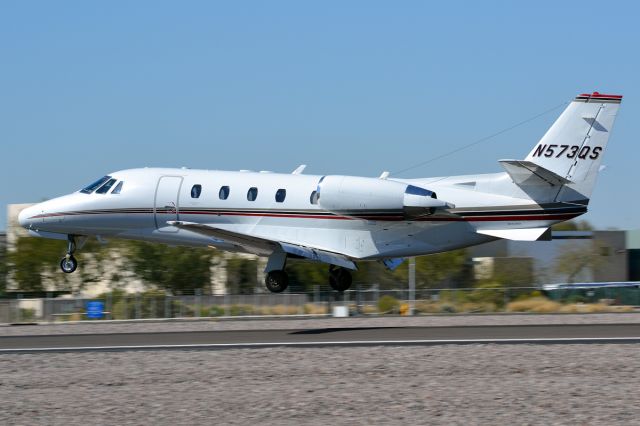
xmin=19 ymin=92 xmax=622 ymax=293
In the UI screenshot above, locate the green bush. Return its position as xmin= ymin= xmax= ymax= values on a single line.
xmin=229 ymin=304 xmax=254 ymax=316
xmin=377 ymin=295 xmax=400 ymax=314
xmin=19 ymin=308 xmax=36 ymax=321
xmin=566 ymin=294 xmax=588 ymax=304
xmin=201 ymin=305 xmax=224 ymax=317
xmin=439 ymin=303 xmax=456 ymax=313
xmin=513 ymin=290 xmax=543 ymax=302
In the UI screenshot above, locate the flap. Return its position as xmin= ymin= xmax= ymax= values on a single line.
xmin=168 ymin=221 xmax=356 ymax=270
xmin=477 ymin=227 xmax=552 ymax=241
xmin=279 ymin=242 xmax=356 ymax=270
xmin=499 ymin=160 xmax=572 ymax=187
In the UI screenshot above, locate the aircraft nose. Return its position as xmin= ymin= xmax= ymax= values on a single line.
xmin=18 ymin=205 xmax=39 ymax=229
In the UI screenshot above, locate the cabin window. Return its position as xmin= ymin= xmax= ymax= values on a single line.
xmin=219 ymin=186 xmax=230 ymax=200
xmin=111 ymin=181 xmax=124 ymax=194
xmin=191 ymin=184 xmax=202 ymax=199
xmin=310 ymin=190 xmax=319 ymax=205
xmin=247 ymin=187 xmax=258 ymax=201
xmin=275 ymin=189 xmax=286 ymax=203
xmin=95 ymin=178 xmax=117 ymax=194
xmin=80 ymin=176 xmax=111 ymax=194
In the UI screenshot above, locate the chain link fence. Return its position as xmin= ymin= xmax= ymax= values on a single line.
xmin=1 ymin=284 xmax=638 ymax=324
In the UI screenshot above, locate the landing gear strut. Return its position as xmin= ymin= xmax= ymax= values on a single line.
xmin=60 ymin=236 xmax=78 ymax=274
xmin=265 ymin=270 xmax=289 ymax=293
xmin=329 ymin=265 xmax=352 ymax=292
xmin=264 ymin=251 xmax=289 ymax=293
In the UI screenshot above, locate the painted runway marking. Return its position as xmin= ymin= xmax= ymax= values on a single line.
xmin=2 ymin=336 xmax=640 ymax=353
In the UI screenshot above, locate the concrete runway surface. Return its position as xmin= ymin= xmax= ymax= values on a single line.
xmin=2 ymin=323 xmax=640 ymax=352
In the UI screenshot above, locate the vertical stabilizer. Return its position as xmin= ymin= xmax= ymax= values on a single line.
xmin=524 ymin=92 xmax=622 ymax=201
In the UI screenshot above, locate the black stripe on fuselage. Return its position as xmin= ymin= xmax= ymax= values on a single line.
xmin=33 ymin=203 xmax=587 ymax=222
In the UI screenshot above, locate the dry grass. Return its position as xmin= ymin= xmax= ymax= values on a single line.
xmin=457 ymin=302 xmax=499 ymax=313
xmin=414 ymin=301 xmax=457 ymax=314
xmin=558 ymin=303 xmax=634 ymax=313
xmin=507 ymin=297 xmax=635 ymax=313
xmin=507 ymin=297 xmax=562 ymax=313
xmin=260 ymin=305 xmax=301 ymax=315
xmin=303 ymin=303 xmax=328 ymax=315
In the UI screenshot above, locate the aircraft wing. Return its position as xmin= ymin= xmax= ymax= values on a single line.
xmin=167 ymin=221 xmax=357 ymax=270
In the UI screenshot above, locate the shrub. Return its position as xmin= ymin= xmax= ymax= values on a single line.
xmin=18 ymin=308 xmax=36 ymax=321
xmin=377 ymin=295 xmax=400 ymax=314
xmin=457 ymin=301 xmax=498 ymax=313
xmin=201 ymin=305 xmax=224 ymax=317
xmin=229 ymin=304 xmax=254 ymax=316
xmin=414 ymin=301 xmax=442 ymax=314
xmin=513 ymin=290 xmax=543 ymax=302
xmin=439 ymin=303 xmax=456 ymax=313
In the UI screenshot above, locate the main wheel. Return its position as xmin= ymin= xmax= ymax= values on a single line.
xmin=265 ymin=270 xmax=289 ymax=293
xmin=329 ymin=267 xmax=352 ymax=292
xmin=60 ymin=255 xmax=78 ymax=273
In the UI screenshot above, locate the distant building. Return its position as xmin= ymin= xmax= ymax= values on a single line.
xmin=468 ymin=230 xmax=640 ymax=284
xmin=472 ymin=257 xmax=534 ymax=286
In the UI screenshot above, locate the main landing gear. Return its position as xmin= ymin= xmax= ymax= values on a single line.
xmin=329 ymin=265 xmax=352 ymax=292
xmin=265 ymin=270 xmax=289 ymax=293
xmin=264 ymin=266 xmax=353 ymax=293
xmin=263 ymin=250 xmax=354 ymax=293
xmin=60 ymin=236 xmax=78 ymax=273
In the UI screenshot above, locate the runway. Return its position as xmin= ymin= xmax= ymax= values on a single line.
xmin=2 ymin=323 xmax=640 ymax=352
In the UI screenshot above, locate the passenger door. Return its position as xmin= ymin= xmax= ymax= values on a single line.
xmin=154 ymin=176 xmax=183 ymax=231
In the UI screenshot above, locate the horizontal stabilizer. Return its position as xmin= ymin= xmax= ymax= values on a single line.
xmin=499 ymin=160 xmax=572 ymax=187
xmin=477 ymin=227 xmax=552 ymax=241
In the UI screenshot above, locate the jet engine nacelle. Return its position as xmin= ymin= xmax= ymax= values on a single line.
xmin=317 ymin=175 xmax=451 ymax=220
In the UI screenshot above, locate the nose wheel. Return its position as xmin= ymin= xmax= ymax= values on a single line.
xmin=60 ymin=255 xmax=78 ymax=273
xmin=60 ymin=236 xmax=78 ymax=273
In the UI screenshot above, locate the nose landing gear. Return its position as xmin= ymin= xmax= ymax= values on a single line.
xmin=60 ymin=236 xmax=78 ymax=273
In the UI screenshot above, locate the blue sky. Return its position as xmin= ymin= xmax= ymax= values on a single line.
xmin=1 ymin=1 xmax=638 ymax=230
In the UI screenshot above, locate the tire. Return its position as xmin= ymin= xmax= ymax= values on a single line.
xmin=329 ymin=268 xmax=352 ymax=292
xmin=60 ymin=255 xmax=78 ymax=273
xmin=265 ymin=270 xmax=289 ymax=293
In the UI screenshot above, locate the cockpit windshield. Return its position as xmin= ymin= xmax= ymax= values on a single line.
xmin=96 ymin=178 xmax=117 ymax=194
xmin=80 ymin=176 xmax=111 ymax=194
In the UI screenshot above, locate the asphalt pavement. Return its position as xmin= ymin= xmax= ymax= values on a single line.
xmin=2 ymin=323 xmax=640 ymax=352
